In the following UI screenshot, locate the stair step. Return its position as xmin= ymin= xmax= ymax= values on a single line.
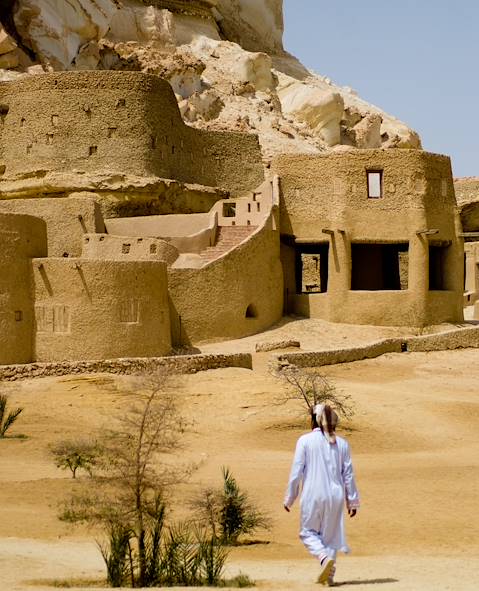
xmin=199 ymin=225 xmax=258 ymax=262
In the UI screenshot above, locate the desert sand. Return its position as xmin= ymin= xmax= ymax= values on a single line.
xmin=1 ymin=331 xmax=479 ymax=590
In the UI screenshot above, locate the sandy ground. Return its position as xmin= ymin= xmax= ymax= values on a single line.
xmin=1 ymin=324 xmax=479 ymax=590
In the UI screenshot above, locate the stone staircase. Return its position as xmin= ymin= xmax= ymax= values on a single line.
xmin=200 ymin=225 xmax=257 ymax=262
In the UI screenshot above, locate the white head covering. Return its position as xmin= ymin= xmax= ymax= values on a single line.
xmin=313 ymin=403 xmax=339 ymax=444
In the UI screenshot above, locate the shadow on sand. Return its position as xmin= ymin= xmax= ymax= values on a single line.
xmin=331 ymin=578 xmax=398 ymax=587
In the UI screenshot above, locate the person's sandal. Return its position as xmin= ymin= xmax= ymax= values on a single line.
xmin=327 ymin=563 xmax=336 ymax=586
xmin=317 ymin=556 xmax=335 ymax=585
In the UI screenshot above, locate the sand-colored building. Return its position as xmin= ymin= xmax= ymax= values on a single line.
xmin=0 ymin=71 xmax=465 ymax=364
xmin=273 ymin=151 xmax=464 ymax=326
xmin=454 ymin=177 xmax=479 ymax=318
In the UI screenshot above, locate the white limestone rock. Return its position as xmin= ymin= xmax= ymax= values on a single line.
xmin=233 ymin=51 xmax=275 ymax=91
xmin=4 ymin=0 xmax=422 ymax=156
xmin=0 ymin=26 xmax=17 ymax=55
xmin=0 ymin=51 xmax=19 ymax=70
xmin=352 ymin=113 xmax=383 ymax=149
xmin=278 ymin=80 xmax=344 ymax=146
xmin=107 ymin=2 xmax=175 ymax=46
xmin=13 ymin=0 xmax=120 ymax=69
xmin=215 ymin=0 xmax=284 ymax=53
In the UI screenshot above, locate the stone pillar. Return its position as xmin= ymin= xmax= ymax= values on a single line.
xmin=408 ymin=233 xmax=429 ymax=327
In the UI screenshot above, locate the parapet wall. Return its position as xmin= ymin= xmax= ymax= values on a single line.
xmin=0 ymin=197 xmax=104 ymax=257
xmin=82 ymin=233 xmax=179 ymax=265
xmin=0 ymin=213 xmax=48 ymax=364
xmin=0 ymin=71 xmax=264 ymax=196
xmin=168 ymin=212 xmax=283 ymax=345
xmin=33 ymin=258 xmax=171 ymax=362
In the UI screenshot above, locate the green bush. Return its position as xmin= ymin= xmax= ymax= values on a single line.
xmin=193 ymin=467 xmax=271 ymax=546
xmin=0 ymin=394 xmax=23 ymax=438
xmin=50 ymin=439 xmax=100 ymax=478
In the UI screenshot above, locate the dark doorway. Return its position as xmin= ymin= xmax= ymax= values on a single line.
xmin=295 ymin=243 xmax=329 ymax=294
xmin=429 ymin=245 xmax=449 ymax=290
xmin=351 ymin=243 xmax=409 ymax=290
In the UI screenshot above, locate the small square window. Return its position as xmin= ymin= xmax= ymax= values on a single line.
xmin=367 ymin=170 xmax=383 ymax=199
xmin=15 ymin=311 xmax=23 ymax=322
xmin=122 ymin=243 xmax=131 ymax=254
xmin=223 ymin=202 xmax=236 ymax=218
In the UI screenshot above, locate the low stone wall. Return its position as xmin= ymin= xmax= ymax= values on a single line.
xmin=406 ymin=326 xmax=479 ymax=352
xmin=255 ymin=339 xmax=301 ymax=352
xmin=0 ymin=353 xmax=252 ymax=382
xmin=274 ymin=339 xmax=404 ymax=369
xmin=272 ymin=326 xmax=479 ymax=369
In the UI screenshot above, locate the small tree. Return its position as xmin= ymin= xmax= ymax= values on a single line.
xmin=50 ymin=439 xmax=100 ymax=478
xmin=59 ymin=370 xmax=198 ymax=587
xmin=273 ymin=364 xmax=354 ymax=419
xmin=0 ymin=394 xmax=23 ymax=438
xmin=193 ymin=467 xmax=271 ymax=546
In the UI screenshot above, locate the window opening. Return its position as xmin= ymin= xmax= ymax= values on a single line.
xmin=295 ymin=243 xmax=329 ymax=294
xmin=245 ymin=304 xmax=257 ymax=318
xmin=120 ymin=299 xmax=140 ymax=323
xmin=122 ymin=243 xmax=131 ymax=254
xmin=223 ymin=202 xmax=236 ymax=218
xmin=351 ymin=243 xmax=409 ymax=290
xmin=0 ymin=104 xmax=8 ymax=124
xmin=367 ymin=170 xmax=383 ymax=199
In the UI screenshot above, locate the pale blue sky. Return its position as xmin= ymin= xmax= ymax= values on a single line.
xmin=283 ymin=0 xmax=478 ymax=177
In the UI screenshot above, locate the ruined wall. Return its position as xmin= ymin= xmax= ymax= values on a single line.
xmin=0 ymin=213 xmax=47 ymax=364
xmin=168 ymin=215 xmax=283 ymax=344
xmin=32 ymin=258 xmax=171 ymax=361
xmin=0 ymin=196 xmax=104 ymax=256
xmin=273 ymin=150 xmax=463 ymax=327
xmin=0 ymin=71 xmax=264 ymax=196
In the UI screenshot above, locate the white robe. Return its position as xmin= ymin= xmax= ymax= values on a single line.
xmin=284 ymin=428 xmax=360 ymax=559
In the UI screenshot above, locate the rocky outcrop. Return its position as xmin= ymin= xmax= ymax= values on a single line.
xmin=215 ymin=0 xmax=284 ymax=54
xmin=0 ymin=0 xmax=422 ymax=159
xmin=454 ymin=178 xmax=479 ymax=234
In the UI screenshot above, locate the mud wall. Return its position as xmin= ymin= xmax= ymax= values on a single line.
xmin=0 ymin=213 xmax=47 ymax=364
xmin=32 ymin=258 xmax=171 ymax=361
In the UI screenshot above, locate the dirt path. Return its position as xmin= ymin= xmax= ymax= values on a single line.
xmin=0 ymin=346 xmax=478 ymax=589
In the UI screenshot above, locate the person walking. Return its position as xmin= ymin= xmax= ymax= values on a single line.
xmin=284 ymin=403 xmax=360 ymax=586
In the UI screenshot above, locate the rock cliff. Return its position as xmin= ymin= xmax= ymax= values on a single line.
xmin=0 ymin=0 xmax=421 ymax=161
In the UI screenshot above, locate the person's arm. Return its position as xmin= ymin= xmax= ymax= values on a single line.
xmin=341 ymin=441 xmax=360 ymax=516
xmin=284 ymin=437 xmax=306 ymax=511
